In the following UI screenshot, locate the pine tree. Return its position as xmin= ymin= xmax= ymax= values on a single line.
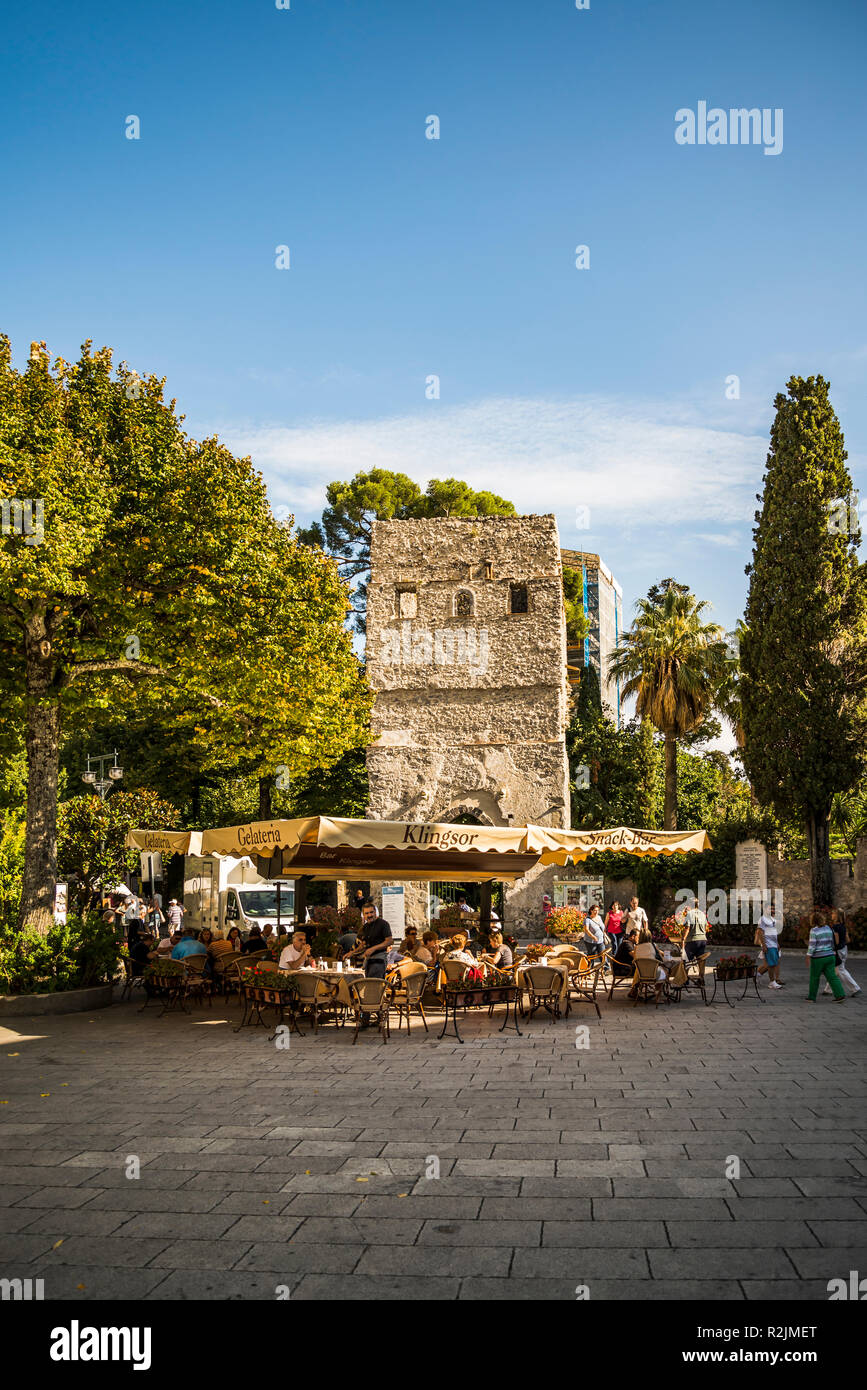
xmin=741 ymin=375 xmax=867 ymax=906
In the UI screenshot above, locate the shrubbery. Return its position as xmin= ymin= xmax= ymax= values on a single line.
xmin=0 ymin=915 xmax=120 ymax=995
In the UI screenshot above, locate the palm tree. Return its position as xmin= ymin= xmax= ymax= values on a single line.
xmin=609 ymin=587 xmax=727 ymax=829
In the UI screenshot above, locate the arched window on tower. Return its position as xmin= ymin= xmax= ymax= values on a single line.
xmin=454 ymin=589 xmax=475 ymax=618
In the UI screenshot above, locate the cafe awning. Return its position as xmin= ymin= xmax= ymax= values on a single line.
xmin=537 ymin=826 xmax=712 ymax=865
xmin=199 ymin=816 xmax=541 ymax=883
xmin=125 ymin=818 xmax=711 ymax=882
xmin=125 ymin=829 xmax=201 ymax=855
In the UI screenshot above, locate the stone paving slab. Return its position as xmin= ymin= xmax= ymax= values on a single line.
xmin=1 ymin=962 xmax=865 ymax=1301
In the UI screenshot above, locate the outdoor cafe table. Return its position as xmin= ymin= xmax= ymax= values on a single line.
xmin=515 ymin=957 xmax=571 ymax=1002
xmin=282 ymin=966 xmax=365 ymax=1006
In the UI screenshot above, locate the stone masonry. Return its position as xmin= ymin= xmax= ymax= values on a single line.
xmin=365 ymin=516 xmax=571 ymax=929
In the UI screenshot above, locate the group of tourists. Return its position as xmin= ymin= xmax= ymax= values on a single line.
xmin=118 ymin=878 xmax=860 ymax=1006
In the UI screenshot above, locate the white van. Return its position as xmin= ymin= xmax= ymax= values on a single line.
xmin=183 ymin=854 xmax=294 ymax=938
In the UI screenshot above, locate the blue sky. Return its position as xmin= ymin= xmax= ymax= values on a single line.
xmin=2 ymin=0 xmax=865 ymax=661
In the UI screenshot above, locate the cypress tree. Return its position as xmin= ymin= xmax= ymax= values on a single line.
xmin=741 ymin=375 xmax=867 ymax=906
xmin=575 ymin=662 xmax=603 ymax=728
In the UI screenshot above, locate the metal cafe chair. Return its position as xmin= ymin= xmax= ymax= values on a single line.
xmin=349 ymin=977 xmax=391 ymax=1044
xmin=183 ymin=953 xmax=212 ymax=1009
xmin=292 ymin=971 xmax=340 ymax=1033
xmin=522 ymin=965 xmax=563 ymax=1023
xmin=565 ymin=958 xmax=604 ymax=1020
xmin=389 ymin=965 xmax=429 ymax=1034
xmin=632 ymin=955 xmax=667 ymax=1006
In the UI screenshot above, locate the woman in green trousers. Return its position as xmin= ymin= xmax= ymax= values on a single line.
xmin=805 ymin=910 xmax=845 ymax=1002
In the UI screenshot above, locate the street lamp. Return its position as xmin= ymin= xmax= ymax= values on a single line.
xmin=81 ymin=751 xmax=124 ymax=801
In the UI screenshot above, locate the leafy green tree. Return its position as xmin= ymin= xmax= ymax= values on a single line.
xmin=646 ymin=578 xmax=690 ymax=606
xmin=572 ymin=662 xmax=602 ymax=730
xmin=562 ymin=566 xmax=591 ymax=648
xmin=298 ymin=468 xmax=515 ymax=633
xmin=830 ymin=782 xmax=867 ymax=860
xmin=57 ymin=788 xmax=180 ymax=914
xmin=741 ymin=375 xmax=867 ymax=906
xmin=568 ymin=714 xmax=660 ymax=829
xmin=0 ymin=339 xmax=369 ymax=930
xmin=609 ymin=587 xmax=728 ymax=829
xmin=289 ymin=747 xmax=370 ymax=820
xmin=421 ymin=478 xmax=515 ymax=519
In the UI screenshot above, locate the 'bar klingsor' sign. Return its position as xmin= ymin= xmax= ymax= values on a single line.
xmin=402 ymin=824 xmax=480 ymax=848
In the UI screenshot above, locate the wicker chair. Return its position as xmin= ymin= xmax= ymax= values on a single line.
xmin=389 ymin=964 xmax=429 ymax=1034
xmin=183 ymin=953 xmax=212 ymax=1008
xmin=441 ymin=958 xmax=470 ymax=985
xmin=565 ymin=958 xmax=604 ymax=1019
xmin=522 ymin=965 xmax=563 ymax=1022
xmin=632 ymin=955 xmax=667 ymax=1006
xmin=119 ymin=954 xmax=148 ymax=1002
xmin=292 ymin=971 xmax=340 ymax=1033
xmin=677 ymin=950 xmax=710 ymax=1003
xmin=607 ymin=953 xmax=638 ymax=1002
xmin=213 ymin=951 xmax=245 ymax=1000
xmin=349 ymin=977 xmax=391 ymax=1044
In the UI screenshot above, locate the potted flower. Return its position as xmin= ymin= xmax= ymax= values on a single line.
xmin=545 ymin=906 xmax=585 ymax=941
xmin=715 ymin=953 xmax=755 ymax=980
xmin=240 ymin=962 xmax=294 ymax=1005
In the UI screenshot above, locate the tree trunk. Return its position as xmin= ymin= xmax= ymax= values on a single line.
xmin=258 ymin=775 xmax=273 ymax=822
xmin=663 ymin=732 xmax=678 ymax=830
xmin=806 ymin=806 xmax=833 ymax=907
xmin=19 ymin=624 xmax=60 ymax=933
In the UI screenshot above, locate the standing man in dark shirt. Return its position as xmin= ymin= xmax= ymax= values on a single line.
xmin=357 ymin=900 xmax=393 ymax=980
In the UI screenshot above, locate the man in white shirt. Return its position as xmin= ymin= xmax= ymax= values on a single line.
xmin=757 ymin=909 xmax=782 ymax=988
xmin=624 ymin=896 xmax=648 ymax=935
xmin=278 ymin=929 xmax=311 ymax=971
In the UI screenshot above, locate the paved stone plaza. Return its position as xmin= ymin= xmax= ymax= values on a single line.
xmin=1 ymin=958 xmax=866 ymax=1302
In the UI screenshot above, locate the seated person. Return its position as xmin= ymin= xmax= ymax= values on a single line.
xmin=261 ymin=924 xmax=274 ymax=945
xmin=226 ymin=927 xmax=244 ymax=952
xmin=633 ymin=927 xmax=667 ymax=984
xmin=128 ymin=930 xmax=154 ymax=977
xmin=243 ymin=926 xmax=266 ymax=954
xmin=278 ymin=930 xmax=311 ymax=971
xmin=414 ymin=931 xmax=439 ymax=966
xmin=480 ymin=931 xmax=513 ymax=970
xmin=336 ymin=926 xmax=358 ymax=959
xmin=611 ymin=928 xmax=638 ymax=977
xmin=207 ymin=931 xmax=234 ymax=959
xmin=171 ymin=930 xmax=207 ymax=961
xmin=444 ymin=932 xmax=476 ymax=966
xmin=156 ymin=932 xmax=176 ymax=956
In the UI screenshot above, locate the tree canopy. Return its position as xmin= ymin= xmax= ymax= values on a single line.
xmin=297 ymin=468 xmax=516 ymax=632
xmin=741 ymin=375 xmax=867 ymax=903
xmin=608 ymin=586 xmax=728 ymax=828
xmin=0 ymin=338 xmax=370 ymax=928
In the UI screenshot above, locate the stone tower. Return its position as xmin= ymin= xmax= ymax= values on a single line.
xmin=366 ymin=515 xmax=571 ymax=927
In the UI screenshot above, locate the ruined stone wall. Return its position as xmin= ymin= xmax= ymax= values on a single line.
xmin=365 ymin=515 xmax=570 ymax=931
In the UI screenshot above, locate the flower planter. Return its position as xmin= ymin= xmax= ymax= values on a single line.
xmin=0 ymin=984 xmax=114 ymax=1018
xmin=245 ymin=985 xmax=293 ymax=1007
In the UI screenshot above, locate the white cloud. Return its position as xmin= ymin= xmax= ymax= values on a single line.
xmin=218 ymin=394 xmax=767 ymax=532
